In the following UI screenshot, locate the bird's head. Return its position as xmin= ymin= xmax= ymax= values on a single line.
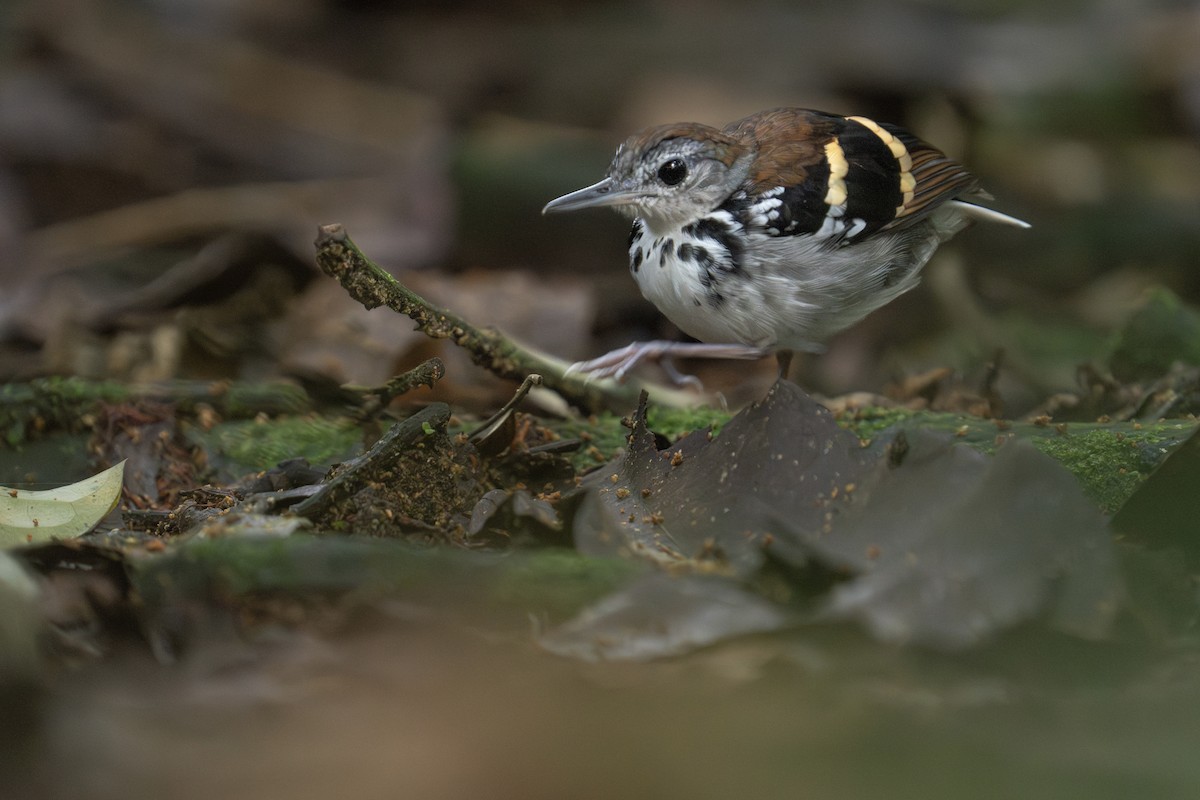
xmin=543 ymin=122 xmax=753 ymax=234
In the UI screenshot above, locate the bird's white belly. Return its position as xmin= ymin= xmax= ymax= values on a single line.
xmin=629 ymin=223 xmax=775 ymax=348
xmin=627 ymin=214 xmax=943 ymax=352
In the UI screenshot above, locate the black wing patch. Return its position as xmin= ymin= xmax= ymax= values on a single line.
xmin=839 ymin=118 xmax=905 ymax=235
xmin=727 ymin=111 xmax=981 ymax=244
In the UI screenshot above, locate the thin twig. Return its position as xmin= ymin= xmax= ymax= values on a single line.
xmin=348 ymin=357 xmax=447 ymax=422
xmin=314 ymin=223 xmax=680 ymax=413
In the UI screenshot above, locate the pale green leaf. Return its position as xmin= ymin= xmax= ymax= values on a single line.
xmin=0 ymin=461 xmax=125 ymax=546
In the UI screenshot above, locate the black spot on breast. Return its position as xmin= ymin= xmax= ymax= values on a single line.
xmin=684 ymin=217 xmax=725 ymax=242
xmin=677 ymin=242 xmax=693 ymax=261
xmin=627 ymin=220 xmax=644 ymax=249
xmin=696 ymin=265 xmax=725 ymax=309
xmin=683 ymin=216 xmax=743 ymax=272
xmin=631 ymin=248 xmax=643 ymax=272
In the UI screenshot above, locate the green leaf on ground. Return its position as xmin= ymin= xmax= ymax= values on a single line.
xmin=0 ymin=461 xmax=125 ymax=546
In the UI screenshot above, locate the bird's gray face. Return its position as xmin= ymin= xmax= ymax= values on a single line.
xmin=543 ymin=133 xmax=751 ymax=234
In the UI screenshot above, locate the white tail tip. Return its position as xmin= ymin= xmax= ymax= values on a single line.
xmin=950 ymin=200 xmax=1032 ymax=229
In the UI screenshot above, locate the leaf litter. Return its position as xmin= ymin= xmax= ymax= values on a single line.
xmin=547 ymin=381 xmax=1122 ymax=658
xmin=0 ymin=372 xmax=1155 ymax=674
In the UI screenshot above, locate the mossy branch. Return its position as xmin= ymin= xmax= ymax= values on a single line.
xmin=1 ymin=377 xmax=314 ymax=444
xmin=314 ymin=223 xmax=682 ymax=413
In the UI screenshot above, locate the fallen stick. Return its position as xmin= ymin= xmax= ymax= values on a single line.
xmin=313 ymin=223 xmax=687 ymax=413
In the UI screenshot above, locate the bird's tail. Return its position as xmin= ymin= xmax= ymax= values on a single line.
xmin=948 ymin=200 xmax=1031 ymax=229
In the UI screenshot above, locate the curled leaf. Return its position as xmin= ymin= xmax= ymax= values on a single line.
xmin=0 ymin=461 xmax=126 ymax=546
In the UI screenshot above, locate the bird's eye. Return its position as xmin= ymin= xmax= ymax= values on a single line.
xmin=657 ymin=159 xmax=688 ymax=186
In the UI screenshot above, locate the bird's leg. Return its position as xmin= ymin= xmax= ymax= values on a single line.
xmin=566 ymin=340 xmax=768 ymax=384
xmin=658 ymin=356 xmax=705 ymax=392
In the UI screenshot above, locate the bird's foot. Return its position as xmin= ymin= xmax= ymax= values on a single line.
xmin=565 ymin=341 xmax=768 ymax=385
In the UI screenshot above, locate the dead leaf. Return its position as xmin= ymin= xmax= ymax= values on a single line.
xmin=800 ymin=433 xmax=1121 ymax=648
xmin=0 ymin=461 xmax=125 ymax=546
xmin=1111 ymin=424 xmax=1200 ymax=566
xmin=539 ymin=573 xmax=788 ymax=662
xmin=573 ymin=381 xmax=875 ymax=574
xmin=569 ymin=382 xmax=1121 ymax=652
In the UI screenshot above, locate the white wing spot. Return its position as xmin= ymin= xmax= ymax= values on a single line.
xmin=816 ymin=215 xmax=846 ymax=239
xmin=747 ymin=196 xmax=783 ymax=227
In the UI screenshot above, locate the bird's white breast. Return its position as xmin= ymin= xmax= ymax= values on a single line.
xmin=628 ymin=212 xmax=776 ymax=348
xmin=628 ymin=205 xmax=963 ymax=352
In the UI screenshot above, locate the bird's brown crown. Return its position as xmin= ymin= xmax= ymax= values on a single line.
xmin=611 ymin=122 xmax=749 ymax=175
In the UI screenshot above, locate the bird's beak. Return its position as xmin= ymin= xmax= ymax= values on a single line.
xmin=542 ymin=177 xmax=640 ymax=214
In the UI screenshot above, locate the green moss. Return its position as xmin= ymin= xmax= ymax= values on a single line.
xmin=1031 ymin=430 xmax=1149 ymax=512
xmin=0 ymin=377 xmax=129 ymax=444
xmin=835 ymin=407 xmax=1196 ymax=513
xmin=136 ymin=536 xmax=423 ymax=602
xmin=134 ymin=536 xmax=642 ymax=622
xmin=837 ymin=407 xmax=921 ymax=441
xmin=0 ymin=378 xmax=315 ymax=447
xmin=646 ymin=405 xmax=730 ymax=440
xmin=220 ymin=383 xmax=313 ymax=417
xmin=195 ymin=416 xmax=362 ymax=474
xmin=545 ymin=412 xmax=624 ymax=471
xmin=549 ymin=404 xmax=733 ymax=473
xmin=1029 ymin=424 xmax=1196 ymax=513
xmin=490 ymin=550 xmax=643 ymax=618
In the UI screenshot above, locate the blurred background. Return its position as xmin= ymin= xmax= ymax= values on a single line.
xmin=3 ymin=5 xmax=1200 ymax=798
xmin=1 ymin=0 xmax=1198 ymax=413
